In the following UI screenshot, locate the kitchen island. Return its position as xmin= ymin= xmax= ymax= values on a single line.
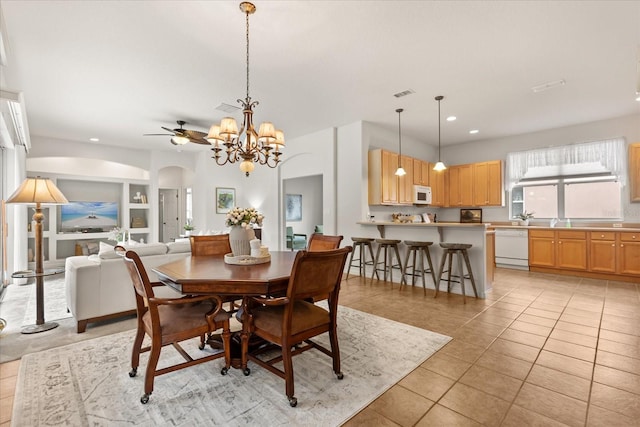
xmin=356 ymin=221 xmax=493 ymax=298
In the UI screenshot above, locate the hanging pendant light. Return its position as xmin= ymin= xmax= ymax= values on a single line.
xmin=433 ymin=95 xmax=447 ymax=171
xmin=394 ymin=108 xmax=406 ymax=176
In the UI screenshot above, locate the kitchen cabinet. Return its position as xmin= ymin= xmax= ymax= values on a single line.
xmin=529 ymin=229 xmax=587 ymax=270
xmin=368 ymin=149 xmax=413 ymax=205
xmin=428 ymin=164 xmax=446 ymax=207
xmin=618 ymin=232 xmax=640 ymax=276
xmin=473 ymin=160 xmax=503 ymax=206
xmin=398 ymin=155 xmax=414 ymax=204
xmin=412 ymin=158 xmax=429 ymax=186
xmin=630 ymin=143 xmax=640 ymax=202
xmin=589 ymin=231 xmax=616 ymax=273
xmin=448 ymin=164 xmax=473 ymax=207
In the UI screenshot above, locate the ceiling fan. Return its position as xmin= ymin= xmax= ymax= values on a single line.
xmin=144 ymin=120 xmax=210 ymax=145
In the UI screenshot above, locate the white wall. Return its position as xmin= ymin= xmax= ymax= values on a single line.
xmin=284 ymin=175 xmax=323 ymax=238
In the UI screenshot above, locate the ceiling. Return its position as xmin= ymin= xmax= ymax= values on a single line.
xmin=1 ymin=1 xmax=639 ymax=153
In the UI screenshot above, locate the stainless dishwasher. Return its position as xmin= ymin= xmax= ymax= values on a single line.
xmin=495 ymin=228 xmax=529 ymax=270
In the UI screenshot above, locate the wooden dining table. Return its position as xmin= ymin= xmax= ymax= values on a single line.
xmin=152 ymin=251 xmax=298 ymax=371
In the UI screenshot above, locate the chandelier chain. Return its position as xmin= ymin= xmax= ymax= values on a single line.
xmin=246 ymin=9 xmax=250 ymax=101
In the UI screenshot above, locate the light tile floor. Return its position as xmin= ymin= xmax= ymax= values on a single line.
xmin=1 ymin=268 xmax=639 ymax=426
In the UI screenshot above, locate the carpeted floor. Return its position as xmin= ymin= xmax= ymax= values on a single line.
xmin=11 ymin=305 xmax=450 ymax=426
xmin=0 ymin=276 xmax=137 ymax=363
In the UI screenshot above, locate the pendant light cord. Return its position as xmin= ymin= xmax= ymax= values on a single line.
xmin=396 ymin=108 xmax=403 ymax=168
xmin=438 ymin=98 xmax=441 ymax=160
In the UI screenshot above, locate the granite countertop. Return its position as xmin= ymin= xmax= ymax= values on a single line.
xmin=491 ymin=225 xmax=640 ymax=232
xmin=357 ymin=221 xmax=489 ymax=228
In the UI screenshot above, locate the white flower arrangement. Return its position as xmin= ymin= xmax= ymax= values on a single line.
xmin=107 ymin=227 xmax=123 ymax=242
xmin=225 ymin=207 xmax=264 ymax=228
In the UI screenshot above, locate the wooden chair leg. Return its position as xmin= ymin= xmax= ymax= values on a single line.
xmin=401 ymin=247 xmax=411 ymax=289
xmin=434 ymin=250 xmax=448 ymax=298
xmin=142 ymin=340 xmax=162 ymax=403
xmin=329 ymin=327 xmax=343 ymax=379
xmin=462 ymin=250 xmax=479 ymax=298
xmin=282 ymin=341 xmax=296 ymax=407
xmin=446 ymin=251 xmax=454 ymax=292
xmin=370 ymin=244 xmax=382 ymax=285
xmin=129 ymin=327 xmax=145 ymax=377
xmin=457 ymin=250 xmax=466 ymax=304
xmin=425 ymin=248 xmax=437 ymax=289
xmin=418 ymin=248 xmax=427 ymax=295
xmin=367 ymin=243 xmax=379 ymax=280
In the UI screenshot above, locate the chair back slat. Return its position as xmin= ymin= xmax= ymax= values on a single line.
xmin=287 ymin=247 xmax=351 ymax=301
xmin=190 ymin=234 xmax=231 ymax=256
xmin=307 ymin=233 xmax=343 ymax=251
xmin=120 ymin=249 xmax=155 ymax=300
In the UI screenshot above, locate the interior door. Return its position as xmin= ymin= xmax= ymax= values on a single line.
xmin=159 ymin=189 xmax=179 ymax=242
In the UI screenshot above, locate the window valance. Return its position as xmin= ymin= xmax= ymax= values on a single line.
xmin=506 ymin=138 xmax=627 ymax=189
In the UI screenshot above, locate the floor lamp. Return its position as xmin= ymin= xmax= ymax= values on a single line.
xmin=7 ymin=176 xmax=68 ymax=333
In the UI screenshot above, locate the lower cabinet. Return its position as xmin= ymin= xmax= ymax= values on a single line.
xmin=529 ymin=230 xmax=587 ymax=270
xmin=530 ymin=229 xmax=640 ymax=281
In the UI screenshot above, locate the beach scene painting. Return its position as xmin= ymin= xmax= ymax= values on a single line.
xmin=60 ymin=201 xmax=118 ymax=232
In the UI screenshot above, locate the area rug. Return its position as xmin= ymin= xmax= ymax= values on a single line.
xmin=12 ymin=305 xmax=451 ymax=426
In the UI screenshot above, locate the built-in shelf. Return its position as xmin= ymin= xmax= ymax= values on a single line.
xmin=26 ymin=175 xmax=152 ymax=266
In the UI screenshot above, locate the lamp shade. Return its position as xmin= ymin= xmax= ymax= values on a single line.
xmin=258 ymin=122 xmax=276 ymax=143
xmin=220 ymin=117 xmax=239 ymax=137
xmin=6 ymin=177 xmax=68 ymax=205
xmin=206 ymin=124 xmax=224 ymax=143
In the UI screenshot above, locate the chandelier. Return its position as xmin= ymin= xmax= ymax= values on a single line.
xmin=207 ymin=2 xmax=284 ymax=177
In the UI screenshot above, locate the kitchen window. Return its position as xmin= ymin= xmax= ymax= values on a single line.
xmin=507 ymin=138 xmax=626 ymax=221
xmin=511 ymin=177 xmax=622 ymax=220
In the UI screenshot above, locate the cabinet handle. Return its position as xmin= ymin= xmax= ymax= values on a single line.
xmin=621 ymin=244 xmax=624 ymax=247
xmin=633 ymin=236 xmax=637 ymax=239
xmin=559 ymin=241 xmax=562 ymax=244
xmin=600 ymin=234 xmax=605 ymax=238
xmin=611 ymin=243 xmax=615 ymax=247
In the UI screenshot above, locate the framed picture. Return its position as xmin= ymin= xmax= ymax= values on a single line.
xmin=460 ymin=208 xmax=482 ymax=223
xmin=216 ymin=188 xmax=235 ymax=214
xmin=285 ymin=194 xmax=302 ymax=221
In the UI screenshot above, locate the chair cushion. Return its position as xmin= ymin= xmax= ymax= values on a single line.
xmin=143 ymin=301 xmax=230 ymax=337
xmin=252 ymin=300 xmax=329 ymax=338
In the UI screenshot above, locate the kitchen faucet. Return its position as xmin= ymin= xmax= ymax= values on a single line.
xmin=550 ymin=218 xmax=559 ymax=228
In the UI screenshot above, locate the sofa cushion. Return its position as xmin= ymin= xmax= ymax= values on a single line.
xmin=98 ymin=242 xmax=120 ymax=259
xmin=167 ymin=240 xmax=191 ymax=254
xmin=99 ymin=241 xmax=169 ymax=259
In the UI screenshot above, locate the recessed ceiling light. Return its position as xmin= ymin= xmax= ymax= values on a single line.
xmin=446 ymin=116 xmax=456 ymax=122
xmin=531 ymin=79 xmax=566 ymax=93
xmin=469 ymin=129 xmax=479 ymax=134
xmin=89 ymin=137 xmax=99 ymax=142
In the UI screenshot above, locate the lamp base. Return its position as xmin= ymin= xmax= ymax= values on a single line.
xmin=21 ymin=321 xmax=59 ymax=334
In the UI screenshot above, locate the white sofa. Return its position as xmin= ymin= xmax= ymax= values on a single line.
xmin=65 ymin=240 xmax=191 ymax=332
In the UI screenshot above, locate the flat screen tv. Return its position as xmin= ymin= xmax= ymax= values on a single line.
xmin=60 ymin=201 xmax=118 ymax=232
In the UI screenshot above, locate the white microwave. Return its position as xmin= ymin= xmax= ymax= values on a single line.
xmin=413 ymin=185 xmax=432 ymax=205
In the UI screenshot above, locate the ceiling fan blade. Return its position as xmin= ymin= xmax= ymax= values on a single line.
xmin=143 ymin=133 xmax=173 ymax=136
xmin=161 ymin=126 xmax=178 ymax=134
xmin=188 ymin=137 xmax=212 ymax=145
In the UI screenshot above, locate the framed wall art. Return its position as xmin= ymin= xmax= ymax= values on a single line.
xmin=216 ymin=187 xmax=235 ymax=214
xmin=285 ymin=194 xmax=302 ymax=221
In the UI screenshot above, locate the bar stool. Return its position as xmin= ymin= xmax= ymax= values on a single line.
xmin=401 ymin=241 xmax=436 ymax=295
xmin=371 ymin=239 xmax=403 ymax=285
xmin=346 ymin=237 xmax=377 ymax=280
xmin=435 ymin=243 xmax=478 ymax=304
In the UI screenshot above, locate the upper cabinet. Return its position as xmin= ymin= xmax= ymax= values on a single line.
xmin=369 ymin=149 xmax=412 ymax=205
xmin=448 ymin=164 xmax=474 ymax=207
xmin=473 ymin=160 xmax=503 ymax=206
xmin=428 ymin=163 xmax=446 ymax=207
xmin=368 ymin=149 xmax=502 ymax=208
xmin=412 ymin=158 xmax=430 ymax=186
xmin=630 ymin=143 xmax=640 ymax=202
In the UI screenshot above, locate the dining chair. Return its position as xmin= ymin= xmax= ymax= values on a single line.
xmin=285 ymin=226 xmax=307 ymax=251
xmin=190 ymin=234 xmax=239 ymax=312
xmin=189 ymin=234 xmax=232 ymax=256
xmin=242 ymin=246 xmax=352 ymax=407
xmin=307 ymin=233 xmax=343 ymax=251
xmin=119 ymin=247 xmax=231 ymax=404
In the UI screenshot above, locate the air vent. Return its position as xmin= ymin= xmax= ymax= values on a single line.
xmin=215 ymin=103 xmax=241 ymax=113
xmin=393 ymin=89 xmax=415 ymax=98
